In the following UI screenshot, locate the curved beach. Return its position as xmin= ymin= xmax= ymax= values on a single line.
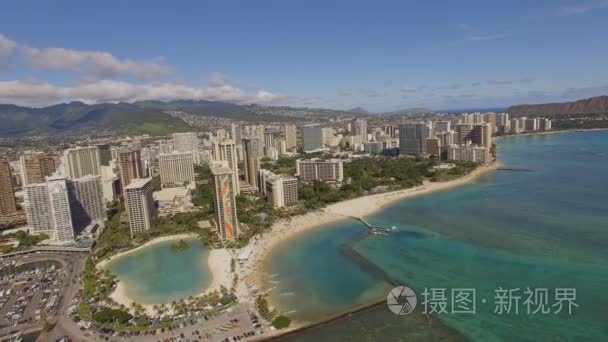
xmin=253 ymin=162 xmax=502 ymax=274
xmin=99 ymin=234 xmax=233 ymax=315
xmin=237 ymin=161 xmax=502 ymax=334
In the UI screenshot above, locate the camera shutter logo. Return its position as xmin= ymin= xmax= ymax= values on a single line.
xmin=387 ymin=286 xmax=417 ymax=315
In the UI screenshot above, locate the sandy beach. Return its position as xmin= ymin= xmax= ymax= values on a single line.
xmin=248 ymin=161 xmax=502 ymax=273
xmin=99 ymin=233 xmax=234 ymax=316
xmin=100 ymin=162 xmax=501 ymax=317
xmin=497 ymin=127 xmax=608 ymax=139
xmin=233 ymin=161 xmax=502 ymax=333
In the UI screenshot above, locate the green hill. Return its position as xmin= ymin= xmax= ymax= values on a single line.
xmin=0 ymin=102 xmax=192 ymax=136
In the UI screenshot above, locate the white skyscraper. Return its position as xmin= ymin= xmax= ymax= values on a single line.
xmin=68 ymin=175 xmax=106 ymax=233
xmin=47 ymin=177 xmax=75 ymax=242
xmin=62 ymin=146 xmax=101 ymax=179
xmin=158 ymin=152 xmax=195 ymax=188
xmin=284 ymin=125 xmax=297 ymax=150
xmin=24 ymin=177 xmax=75 ymax=241
xmin=23 ymin=183 xmax=51 ymax=235
xmin=172 ymin=132 xmax=201 ymax=164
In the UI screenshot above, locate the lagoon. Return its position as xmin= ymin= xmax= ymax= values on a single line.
xmin=107 ymin=238 xmax=211 ymax=305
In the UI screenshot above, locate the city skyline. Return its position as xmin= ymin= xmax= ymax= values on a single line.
xmin=0 ymin=1 xmax=607 ymax=111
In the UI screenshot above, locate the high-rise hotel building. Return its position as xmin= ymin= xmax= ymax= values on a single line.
xmin=211 ymin=139 xmax=240 ymax=194
xmin=301 ymin=124 xmax=324 ymax=152
xmin=0 ymin=160 xmax=17 ymax=216
xmin=243 ymin=138 xmax=261 ymax=190
xmin=399 ymin=123 xmax=429 ymax=156
xmin=284 ymin=125 xmax=297 ymax=150
xmin=62 ymin=146 xmax=102 ymax=179
xmin=24 ymin=176 xmax=75 ymax=242
xmin=351 ymin=118 xmax=368 ymax=141
xmin=258 ymin=170 xmax=299 ymax=208
xmin=67 ymin=175 xmax=106 ymax=233
xmin=19 ymin=152 xmax=56 ymax=186
xmin=23 ymin=174 xmax=106 ymax=241
xmin=296 ymin=159 xmax=344 ymax=182
xmin=456 ymin=123 xmax=492 ymax=147
xmin=158 ymin=152 xmax=195 ymax=188
xmin=124 ymin=178 xmax=156 ymax=238
xmin=118 ymin=148 xmax=145 ymax=191
xmin=211 ymin=165 xmax=239 ymax=241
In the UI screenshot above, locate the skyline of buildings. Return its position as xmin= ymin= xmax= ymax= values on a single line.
xmin=3 ymin=111 xmax=552 ymax=246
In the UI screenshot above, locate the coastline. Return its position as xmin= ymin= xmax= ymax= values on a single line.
xmin=246 ymin=161 xmax=501 ymax=329
xmin=496 ymin=127 xmax=608 ymax=139
xmin=98 ymin=162 xmax=501 ymax=319
xmin=98 ymin=233 xmax=233 ymax=316
xmin=254 ymin=161 xmax=502 ymax=272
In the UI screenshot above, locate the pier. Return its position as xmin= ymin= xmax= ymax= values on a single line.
xmin=497 ymin=168 xmax=534 ymax=172
xmin=353 ymin=217 xmax=392 ymax=236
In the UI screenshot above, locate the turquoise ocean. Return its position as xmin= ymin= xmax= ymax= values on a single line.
xmin=267 ymin=131 xmax=608 ymax=341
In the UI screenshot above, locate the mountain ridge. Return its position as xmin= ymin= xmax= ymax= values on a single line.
xmin=507 ymin=95 xmax=608 ymax=116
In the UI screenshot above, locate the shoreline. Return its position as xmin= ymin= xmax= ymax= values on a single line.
xmin=96 ymin=233 xmax=199 ymax=269
xmin=254 ymin=161 xmax=502 ymax=272
xmin=246 ymin=161 xmax=501 ymax=330
xmin=496 ymin=127 xmax=608 ymax=139
xmin=98 ymin=233 xmax=233 ymax=316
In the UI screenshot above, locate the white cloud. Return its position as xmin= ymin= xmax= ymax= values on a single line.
xmin=400 ymin=85 xmax=418 ymax=93
xmin=208 ymin=72 xmax=230 ymax=87
xmin=338 ymin=88 xmax=353 ymax=96
xmin=464 ymin=34 xmax=507 ymax=41
xmin=557 ymin=1 xmax=608 ymax=16
xmin=0 ymin=34 xmax=17 ymax=55
xmin=0 ymin=78 xmax=314 ymax=107
xmin=22 ymin=46 xmax=173 ymax=79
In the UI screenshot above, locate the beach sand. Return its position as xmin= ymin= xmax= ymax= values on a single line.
xmin=252 ymin=161 xmax=502 ymax=270
xmin=102 ymin=162 xmax=500 ymax=317
xmin=241 ymin=161 xmax=502 ymax=330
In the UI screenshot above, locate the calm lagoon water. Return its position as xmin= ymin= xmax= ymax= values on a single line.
xmin=269 ymin=131 xmax=608 ymax=341
xmin=108 ymin=238 xmax=211 ymax=304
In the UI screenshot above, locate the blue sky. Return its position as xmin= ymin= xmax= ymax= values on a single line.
xmin=1 ymin=0 xmax=607 ymax=111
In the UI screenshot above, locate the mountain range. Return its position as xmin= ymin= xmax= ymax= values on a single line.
xmin=2 ymin=95 xmax=607 ymax=136
xmin=0 ymin=100 xmax=365 ymax=136
xmin=506 ymin=96 xmax=608 ymax=116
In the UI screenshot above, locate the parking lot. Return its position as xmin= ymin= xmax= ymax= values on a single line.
xmin=64 ymin=302 xmax=265 ymax=342
xmin=0 ymin=252 xmax=85 ymax=340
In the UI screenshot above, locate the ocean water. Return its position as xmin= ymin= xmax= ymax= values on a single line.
xmin=268 ymin=131 xmax=608 ymax=341
xmin=107 ymin=238 xmax=211 ymax=304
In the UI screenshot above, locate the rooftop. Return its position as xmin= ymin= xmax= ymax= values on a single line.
xmin=211 ymin=166 xmax=233 ymax=175
xmin=154 ymin=187 xmax=190 ymax=201
xmin=125 ymin=177 xmax=152 ymax=190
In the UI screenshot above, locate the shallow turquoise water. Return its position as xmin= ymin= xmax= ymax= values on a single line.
xmin=108 ymin=238 xmax=211 ymax=304
xmin=269 ymin=131 xmax=608 ymax=341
